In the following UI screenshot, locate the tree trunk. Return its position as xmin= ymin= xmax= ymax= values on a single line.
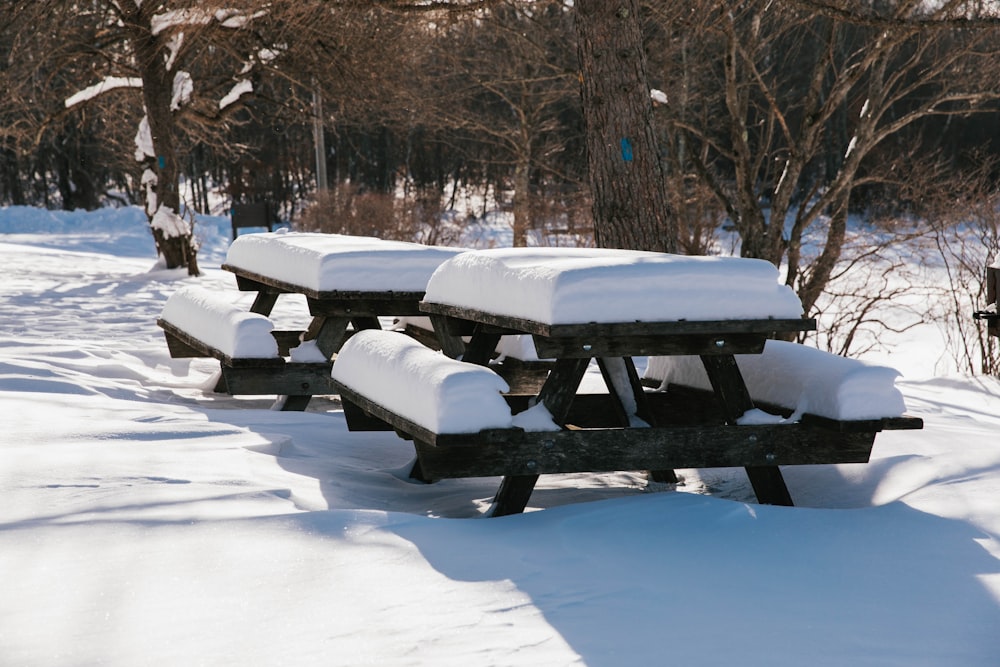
xmin=574 ymin=0 xmax=677 ymax=253
xmin=125 ymin=1 xmax=197 ymax=274
xmin=512 ymin=147 xmax=531 ymax=247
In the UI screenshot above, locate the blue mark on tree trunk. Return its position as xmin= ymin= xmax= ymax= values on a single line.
xmin=620 ymin=138 xmax=634 ymax=162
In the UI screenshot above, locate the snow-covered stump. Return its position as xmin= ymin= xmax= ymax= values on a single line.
xmin=157 ymin=286 xmax=336 ymax=407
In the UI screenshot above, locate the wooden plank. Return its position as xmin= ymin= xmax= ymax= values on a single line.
xmin=419 ymin=301 xmax=816 ymax=339
xmin=415 ymin=425 xmax=877 ymax=479
xmin=221 ymin=362 xmax=336 ymax=396
xmin=306 ymin=297 xmax=425 ymax=318
xmin=335 ymin=382 xmax=448 ymax=446
xmin=341 ymin=395 xmax=395 ymax=431
xmin=157 ymin=320 xmax=284 ymax=367
xmin=533 ymin=333 xmax=770 ymax=359
xmin=223 ymin=263 xmax=428 ymax=305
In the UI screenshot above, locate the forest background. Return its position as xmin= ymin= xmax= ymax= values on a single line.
xmin=6 ymin=0 xmax=1000 ymax=372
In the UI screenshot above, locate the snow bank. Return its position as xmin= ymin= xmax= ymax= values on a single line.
xmin=331 ymin=330 xmax=514 ymax=434
xmin=644 ymin=339 xmax=908 ymax=421
xmin=224 ymin=231 xmax=465 ymax=292
xmin=423 ymin=247 xmax=804 ymax=325
xmin=160 ymin=286 xmax=278 ymax=359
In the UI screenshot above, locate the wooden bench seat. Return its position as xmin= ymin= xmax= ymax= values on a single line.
xmin=157 ymin=287 xmax=336 ymax=406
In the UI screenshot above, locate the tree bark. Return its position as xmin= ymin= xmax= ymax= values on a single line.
xmin=123 ymin=1 xmax=196 ymax=273
xmin=574 ymin=0 xmax=677 ymax=253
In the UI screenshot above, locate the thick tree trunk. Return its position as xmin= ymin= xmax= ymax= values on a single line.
xmin=574 ymin=0 xmax=677 ymax=253
xmin=125 ymin=1 xmax=197 ymax=274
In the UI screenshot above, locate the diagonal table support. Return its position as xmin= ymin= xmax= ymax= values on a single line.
xmin=490 ymin=357 xmax=591 ymax=517
xmin=699 ymin=354 xmax=794 ymax=506
xmin=596 ymin=357 xmax=678 ymax=484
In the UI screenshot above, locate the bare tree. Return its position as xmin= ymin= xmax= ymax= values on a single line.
xmin=8 ymin=1 xmax=328 ymax=274
xmin=654 ymin=0 xmax=1000 ymax=315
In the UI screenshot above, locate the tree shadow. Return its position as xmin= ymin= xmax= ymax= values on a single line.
xmin=385 ymin=494 xmax=1000 ymax=666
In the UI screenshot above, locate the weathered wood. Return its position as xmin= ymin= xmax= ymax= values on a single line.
xmin=336 ymin=382 xmax=448 ymax=446
xmin=597 ymin=357 xmax=678 ymax=484
xmin=492 ymin=359 xmax=553 ymax=394
xmin=280 ymin=395 xmax=314 ymax=412
xmin=157 ymin=320 xmax=284 ymax=368
xmin=342 ymin=394 xmax=394 ymax=431
xmin=271 ymin=330 xmax=307 ymax=356
xmin=413 ymin=425 xmax=877 ymax=479
xmin=464 ymin=327 xmax=503 ymax=366
xmin=700 ymin=354 xmax=793 ymax=506
xmin=533 ymin=333 xmax=771 ymax=359
xmin=304 ymin=316 xmax=352 ymax=359
xmin=306 ymin=297 xmax=425 ymax=318
xmin=419 ymin=301 xmax=816 ymax=339
xmin=221 ymin=362 xmax=336 ymax=396
xmin=249 ymin=290 xmax=280 ymax=316
xmin=223 ymin=263 xmax=428 ymax=305
xmin=158 ymin=319 xmax=339 ymax=411
xmin=422 ymin=316 xmax=466 ymax=358
xmin=491 ymin=357 xmax=590 ymax=517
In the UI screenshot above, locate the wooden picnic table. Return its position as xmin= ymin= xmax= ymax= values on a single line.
xmin=420 ymin=301 xmax=821 ymax=514
xmin=331 ymin=247 xmax=923 ymax=516
xmin=158 ymin=232 xmax=463 ymax=409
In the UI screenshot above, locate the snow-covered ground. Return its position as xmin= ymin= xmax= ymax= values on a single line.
xmin=1 ymin=205 xmax=998 ymax=666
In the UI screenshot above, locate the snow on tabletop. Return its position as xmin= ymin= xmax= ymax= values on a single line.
xmin=423 ymin=247 xmax=804 ymax=325
xmin=160 ymin=286 xmax=279 ymax=359
xmin=224 ymin=231 xmax=465 ymax=292
xmin=644 ymin=339 xmax=908 ymax=421
xmin=331 ymin=329 xmax=518 ymax=434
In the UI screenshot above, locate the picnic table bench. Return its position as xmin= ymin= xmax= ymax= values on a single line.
xmin=334 ymin=247 xmax=922 ymax=516
xmin=158 ymin=231 xmax=464 ymax=410
xmin=158 ymin=287 xmax=337 ymax=406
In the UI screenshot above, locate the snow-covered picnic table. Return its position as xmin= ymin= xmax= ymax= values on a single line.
xmin=159 ymin=231 xmax=464 ymax=410
xmin=333 ymin=247 xmax=923 ymax=516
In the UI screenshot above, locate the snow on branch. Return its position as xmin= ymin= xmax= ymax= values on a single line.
xmin=220 ymin=79 xmax=253 ymax=110
xmin=65 ymin=77 xmax=143 ymax=109
xmin=151 ymin=8 xmax=267 ymax=35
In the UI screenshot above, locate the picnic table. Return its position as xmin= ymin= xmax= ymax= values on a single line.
xmin=334 ymin=247 xmax=922 ymax=516
xmin=159 ymin=231 xmax=463 ymax=410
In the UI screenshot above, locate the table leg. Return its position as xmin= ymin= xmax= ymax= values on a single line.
xmin=249 ymin=290 xmax=280 ymax=316
xmin=596 ymin=357 xmax=679 ymax=484
xmin=306 ymin=316 xmax=352 ymax=359
xmin=491 ymin=357 xmax=590 ymax=517
xmin=699 ymin=355 xmax=794 ymax=506
xmin=274 ymin=316 xmax=352 ymax=412
xmin=349 ymin=316 xmax=381 ymax=331
xmin=464 ymin=325 xmax=502 ymax=366
xmin=427 ymin=314 xmax=467 ymax=359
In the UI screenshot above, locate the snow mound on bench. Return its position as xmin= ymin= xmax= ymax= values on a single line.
xmin=160 ymin=287 xmax=278 ymax=359
xmin=424 ymin=247 xmax=804 ymax=324
xmin=644 ymin=339 xmax=907 ymax=421
xmin=332 ymin=330 xmax=515 ymax=434
xmin=225 ymin=231 xmax=465 ymax=292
